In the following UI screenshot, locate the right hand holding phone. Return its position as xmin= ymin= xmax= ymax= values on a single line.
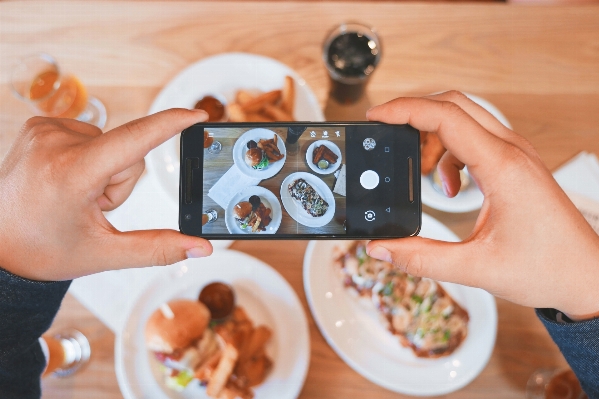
xmin=366 ymin=91 xmax=599 ymax=320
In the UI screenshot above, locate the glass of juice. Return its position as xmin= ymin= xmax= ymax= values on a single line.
xmin=40 ymin=329 xmax=91 ymax=377
xmin=11 ymin=53 xmax=107 ymax=128
xmin=323 ymin=23 xmax=382 ymax=104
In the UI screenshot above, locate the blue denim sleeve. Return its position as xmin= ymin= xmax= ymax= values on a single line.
xmin=536 ymin=308 xmax=599 ymax=399
xmin=0 ymin=267 xmax=71 ymax=399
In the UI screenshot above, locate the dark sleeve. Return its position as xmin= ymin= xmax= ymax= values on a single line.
xmin=0 ymin=267 xmax=71 ymax=399
xmin=536 ymin=308 xmax=599 ymax=399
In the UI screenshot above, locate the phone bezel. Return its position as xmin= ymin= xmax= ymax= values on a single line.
xmin=179 ymin=121 xmax=421 ymax=240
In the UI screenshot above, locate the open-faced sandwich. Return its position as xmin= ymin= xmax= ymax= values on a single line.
xmin=288 ymin=178 xmax=329 ymax=217
xmin=333 ymin=241 xmax=469 ymax=358
xmin=233 ymin=195 xmax=272 ymax=233
xmin=145 ymin=283 xmax=272 ymax=398
xmin=244 ymin=135 xmax=284 ymax=170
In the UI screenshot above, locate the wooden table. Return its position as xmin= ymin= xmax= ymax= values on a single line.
xmin=1 ymin=2 xmax=598 ymax=398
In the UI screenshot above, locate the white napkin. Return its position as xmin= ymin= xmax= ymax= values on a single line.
xmin=68 ymin=173 xmax=231 ymax=332
xmin=554 ymin=151 xmax=599 ymax=234
xmin=208 ymin=165 xmax=261 ymax=208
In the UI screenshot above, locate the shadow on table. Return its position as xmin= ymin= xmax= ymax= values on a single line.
xmin=324 ymin=95 xmax=372 ymax=122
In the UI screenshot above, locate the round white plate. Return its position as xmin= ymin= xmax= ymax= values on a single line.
xmin=304 ymin=214 xmax=497 ymax=396
xmin=305 ymin=140 xmax=342 ymax=175
xmin=280 ymin=172 xmax=336 ymax=228
xmin=145 ymin=52 xmax=325 ymax=205
xmin=224 ymin=186 xmax=282 ymax=234
xmin=232 ymin=129 xmax=286 ymax=179
xmin=421 ymin=93 xmax=512 ymax=213
xmin=115 ymin=251 xmax=310 ymax=399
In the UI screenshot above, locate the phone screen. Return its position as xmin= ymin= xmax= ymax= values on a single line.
xmin=180 ymin=122 xmax=420 ymax=239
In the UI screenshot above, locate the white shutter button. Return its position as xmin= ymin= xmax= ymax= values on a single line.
xmin=360 ymin=170 xmax=379 ymax=190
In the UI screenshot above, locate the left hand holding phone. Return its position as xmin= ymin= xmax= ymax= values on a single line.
xmin=0 ymin=109 xmax=212 ymax=281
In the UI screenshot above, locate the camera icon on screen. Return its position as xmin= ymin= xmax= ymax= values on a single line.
xmin=365 ymin=210 xmax=376 ymax=221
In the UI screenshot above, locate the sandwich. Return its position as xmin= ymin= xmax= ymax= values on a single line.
xmin=245 ymin=148 xmax=269 ymax=170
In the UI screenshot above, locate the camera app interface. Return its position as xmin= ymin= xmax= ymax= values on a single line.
xmin=202 ymin=126 xmax=347 ymax=235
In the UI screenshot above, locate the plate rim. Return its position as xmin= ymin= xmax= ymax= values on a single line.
xmin=115 ymin=250 xmax=311 ymax=399
xmin=279 ymin=171 xmax=336 ymax=227
xmin=302 ymin=214 xmax=498 ymax=396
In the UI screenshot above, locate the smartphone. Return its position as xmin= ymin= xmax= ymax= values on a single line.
xmin=179 ymin=122 xmax=421 ymax=239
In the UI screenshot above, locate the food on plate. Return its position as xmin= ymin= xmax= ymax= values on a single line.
xmin=333 ymin=241 xmax=469 ymax=358
xmin=233 ymin=195 xmax=272 ymax=233
xmin=195 ymin=95 xmax=226 ymax=122
xmin=227 ymin=76 xmax=296 ymax=122
xmin=288 ymin=178 xmax=329 ymax=217
xmin=420 ymin=131 xmax=446 ymax=175
xmin=312 ymin=144 xmax=338 ymax=169
xmin=244 ymin=135 xmax=284 ymax=170
xmin=199 ymin=282 xmax=236 ymax=320
xmin=145 ymin=286 xmax=273 ymax=398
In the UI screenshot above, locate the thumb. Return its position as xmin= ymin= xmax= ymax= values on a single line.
xmin=103 ymin=229 xmax=213 ymax=271
xmin=366 ymin=237 xmax=475 ymax=286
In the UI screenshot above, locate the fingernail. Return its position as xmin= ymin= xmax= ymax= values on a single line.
xmin=186 ymin=246 xmax=206 ymax=258
xmin=442 ymin=181 xmax=450 ymax=197
xmin=368 ymin=246 xmax=392 ymax=263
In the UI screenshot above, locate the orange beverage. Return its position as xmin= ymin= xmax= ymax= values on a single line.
xmin=204 ymin=130 xmax=214 ymax=148
xmin=29 ymin=70 xmax=88 ymax=119
xmin=39 ymin=329 xmax=90 ymax=378
xmin=41 ymin=335 xmax=67 ymax=377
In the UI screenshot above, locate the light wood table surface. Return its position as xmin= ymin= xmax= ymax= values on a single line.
xmin=1 ymin=2 xmax=598 ymax=398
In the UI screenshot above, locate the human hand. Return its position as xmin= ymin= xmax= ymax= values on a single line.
xmin=366 ymin=91 xmax=599 ymax=320
xmin=0 ymin=109 xmax=212 ymax=281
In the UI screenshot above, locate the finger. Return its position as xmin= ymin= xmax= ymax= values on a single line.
xmin=437 ymin=151 xmax=465 ymax=197
xmin=366 ymin=238 xmax=479 ymax=287
xmin=100 ymin=229 xmax=213 ymax=271
xmin=51 ymin=118 xmax=103 ymax=137
xmin=85 ymin=108 xmax=208 ymax=178
xmin=367 ymin=97 xmax=509 ymax=187
xmin=424 ymin=91 xmax=539 ymax=159
xmin=97 ymin=159 xmax=145 ymax=211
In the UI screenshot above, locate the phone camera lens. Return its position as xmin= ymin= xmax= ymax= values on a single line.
xmin=363 ymin=138 xmax=376 ymax=151
xmin=185 ymin=214 xmax=192 ymax=220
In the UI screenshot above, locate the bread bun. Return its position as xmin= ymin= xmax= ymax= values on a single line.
xmin=234 ymin=201 xmax=252 ymax=220
xmin=245 ymin=148 xmax=264 ymax=167
xmin=145 ymin=299 xmax=210 ymax=354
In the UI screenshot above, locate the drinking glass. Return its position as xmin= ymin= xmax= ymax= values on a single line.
xmin=41 ymin=329 xmax=91 ymax=377
xmin=204 ymin=130 xmax=222 ymax=154
xmin=11 ymin=53 xmax=107 ymax=128
xmin=526 ymin=368 xmax=587 ymax=399
xmin=202 ymin=209 xmax=218 ymax=225
xmin=323 ymin=23 xmax=382 ymax=104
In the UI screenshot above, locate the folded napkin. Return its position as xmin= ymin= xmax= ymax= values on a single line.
xmin=208 ymin=165 xmax=261 ymax=208
xmin=554 ymin=151 xmax=599 ymax=234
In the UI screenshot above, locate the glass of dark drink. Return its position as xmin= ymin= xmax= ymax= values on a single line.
xmin=323 ymin=23 xmax=382 ymax=104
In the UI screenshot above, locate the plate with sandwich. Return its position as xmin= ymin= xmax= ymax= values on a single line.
xmin=145 ymin=52 xmax=324 ymax=205
xmin=303 ymin=214 xmax=497 ymax=396
xmin=233 ymin=129 xmax=286 ymax=179
xmin=115 ymin=250 xmax=310 ymax=399
xmin=225 ymin=186 xmax=282 ymax=234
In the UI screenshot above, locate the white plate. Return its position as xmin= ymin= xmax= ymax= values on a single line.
xmin=421 ymin=93 xmax=512 ymax=213
xmin=280 ymin=172 xmax=336 ymax=228
xmin=224 ymin=186 xmax=282 ymax=234
xmin=232 ymin=129 xmax=286 ymax=179
xmin=305 ymin=140 xmax=342 ymax=175
xmin=115 ymin=250 xmax=310 ymax=399
xmin=303 ymin=214 xmax=497 ymax=396
xmin=145 ymin=52 xmax=325 ymax=205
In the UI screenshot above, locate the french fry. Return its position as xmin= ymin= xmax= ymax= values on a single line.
xmin=241 ymin=90 xmax=282 ymax=113
xmin=206 ymin=344 xmax=238 ymax=398
xmin=262 ymin=103 xmax=293 ymax=122
xmin=235 ymin=90 xmax=255 ymax=106
xmin=228 ymin=103 xmax=247 ymax=122
xmin=281 ymin=75 xmax=295 ymax=115
xmin=195 ymin=349 xmax=222 ymax=381
xmin=238 ymin=326 xmax=272 ymax=364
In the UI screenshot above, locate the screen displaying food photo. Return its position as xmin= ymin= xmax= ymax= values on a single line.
xmin=202 ymin=126 xmax=346 ymax=235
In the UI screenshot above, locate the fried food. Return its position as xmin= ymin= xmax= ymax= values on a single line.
xmin=420 ymin=131 xmax=446 ymax=175
xmin=313 ymin=145 xmax=338 ymax=165
xmin=257 ymin=136 xmax=284 ymax=162
xmin=225 ymin=76 xmax=296 ymax=122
